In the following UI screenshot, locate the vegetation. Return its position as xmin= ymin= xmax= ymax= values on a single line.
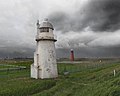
xmin=0 ymin=59 xmax=120 ymax=96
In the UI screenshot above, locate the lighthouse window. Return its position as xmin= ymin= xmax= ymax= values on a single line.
xmin=40 ymin=28 xmax=49 ymax=32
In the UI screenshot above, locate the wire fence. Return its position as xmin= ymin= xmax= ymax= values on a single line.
xmin=0 ymin=60 xmax=120 ymax=77
xmin=0 ymin=64 xmax=26 ymax=72
xmin=0 ymin=64 xmax=28 ymax=78
xmin=58 ymin=60 xmax=120 ymax=75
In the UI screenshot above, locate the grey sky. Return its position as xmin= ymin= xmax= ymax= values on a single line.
xmin=0 ymin=0 xmax=120 ymax=58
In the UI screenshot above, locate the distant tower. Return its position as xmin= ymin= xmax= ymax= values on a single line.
xmin=70 ymin=49 xmax=74 ymax=61
xmin=31 ymin=18 xmax=58 ymax=79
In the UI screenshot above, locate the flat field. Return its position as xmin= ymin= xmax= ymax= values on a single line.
xmin=0 ymin=59 xmax=120 ymax=96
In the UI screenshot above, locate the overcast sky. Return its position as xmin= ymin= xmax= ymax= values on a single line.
xmin=0 ymin=0 xmax=120 ymax=58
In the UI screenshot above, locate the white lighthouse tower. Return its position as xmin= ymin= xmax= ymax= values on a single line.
xmin=31 ymin=18 xmax=58 ymax=79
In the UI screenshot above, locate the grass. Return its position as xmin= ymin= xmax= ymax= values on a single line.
xmin=0 ymin=59 xmax=120 ymax=96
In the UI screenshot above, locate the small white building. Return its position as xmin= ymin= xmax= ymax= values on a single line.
xmin=31 ymin=18 xmax=58 ymax=79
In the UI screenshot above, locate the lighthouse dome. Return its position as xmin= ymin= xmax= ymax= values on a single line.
xmin=39 ymin=18 xmax=54 ymax=30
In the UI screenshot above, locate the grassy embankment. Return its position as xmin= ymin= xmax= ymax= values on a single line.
xmin=0 ymin=59 xmax=120 ymax=96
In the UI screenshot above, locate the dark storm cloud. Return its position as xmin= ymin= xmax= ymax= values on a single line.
xmin=49 ymin=12 xmax=73 ymax=32
xmin=49 ymin=0 xmax=120 ymax=32
xmin=49 ymin=11 xmax=83 ymax=32
xmin=56 ymin=46 xmax=120 ymax=58
xmin=0 ymin=47 xmax=34 ymax=58
xmin=87 ymin=0 xmax=120 ymax=32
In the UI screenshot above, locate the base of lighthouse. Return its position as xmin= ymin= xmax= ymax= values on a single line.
xmin=31 ymin=41 xmax=58 ymax=79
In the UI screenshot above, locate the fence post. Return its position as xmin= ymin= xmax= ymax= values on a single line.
xmin=114 ymin=70 xmax=116 ymax=77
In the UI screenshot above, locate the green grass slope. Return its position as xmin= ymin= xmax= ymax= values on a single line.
xmin=0 ymin=60 xmax=120 ymax=96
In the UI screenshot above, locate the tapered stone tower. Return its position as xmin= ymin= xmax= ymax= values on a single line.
xmin=31 ymin=18 xmax=58 ymax=79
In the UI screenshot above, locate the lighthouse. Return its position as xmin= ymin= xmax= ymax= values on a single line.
xmin=70 ymin=49 xmax=74 ymax=61
xmin=31 ymin=18 xmax=58 ymax=79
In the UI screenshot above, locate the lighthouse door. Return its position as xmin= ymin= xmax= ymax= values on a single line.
xmin=37 ymin=54 xmax=42 ymax=78
xmin=37 ymin=54 xmax=40 ymax=78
